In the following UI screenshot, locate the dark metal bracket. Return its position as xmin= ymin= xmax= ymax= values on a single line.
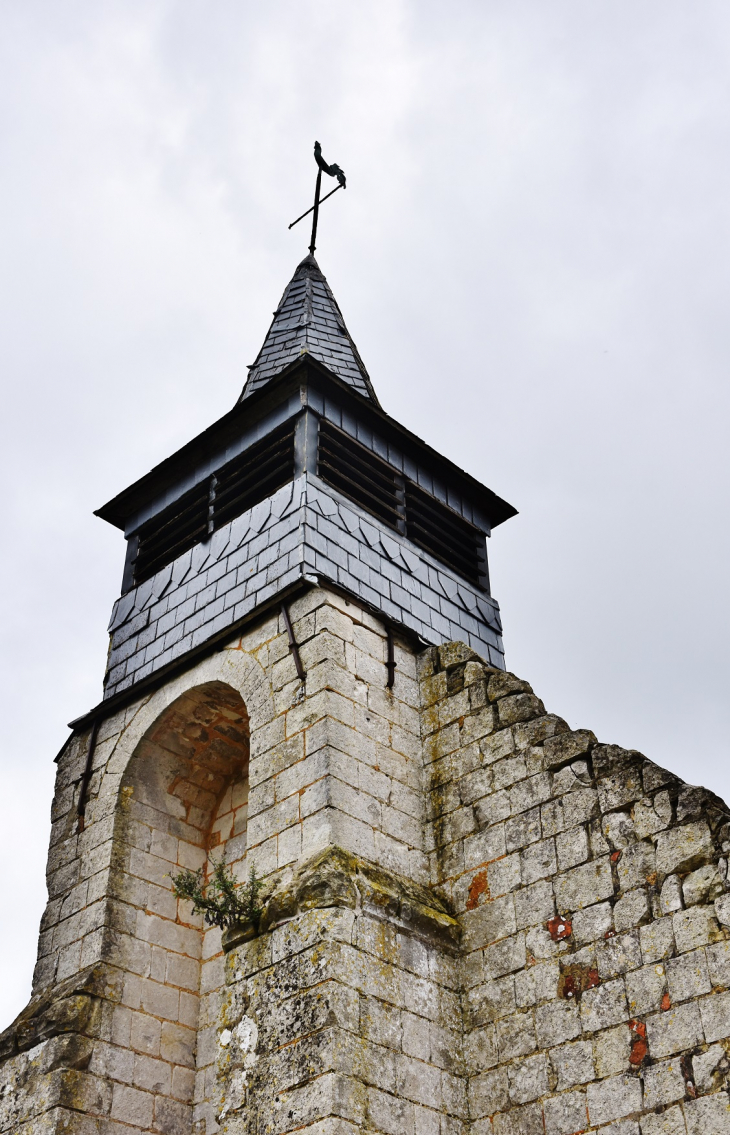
xmin=386 ymin=626 xmax=397 ymax=689
xmin=76 ymin=719 xmax=100 ymax=833
xmin=281 ymin=603 xmax=305 ymax=682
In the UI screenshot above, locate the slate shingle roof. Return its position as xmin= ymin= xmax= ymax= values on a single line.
xmin=239 ymin=255 xmax=380 ymax=406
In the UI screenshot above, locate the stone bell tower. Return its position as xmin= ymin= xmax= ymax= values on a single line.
xmin=4 ymin=250 xmax=730 ymax=1135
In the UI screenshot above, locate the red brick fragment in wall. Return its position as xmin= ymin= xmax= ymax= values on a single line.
xmin=467 ymin=871 xmax=489 ymax=910
xmin=629 ymin=1019 xmax=648 ymax=1066
xmin=558 ymin=964 xmax=601 ymax=1001
xmin=611 ymin=850 xmax=622 ymax=863
xmin=661 ymin=993 xmax=672 ymax=1011
xmin=547 ymin=916 xmax=572 ymax=941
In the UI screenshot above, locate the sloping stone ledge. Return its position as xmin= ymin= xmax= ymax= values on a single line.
xmin=0 ymin=963 xmax=121 ymax=1065
xmin=228 ymin=845 xmax=461 ymax=951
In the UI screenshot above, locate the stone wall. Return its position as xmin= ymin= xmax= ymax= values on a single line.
xmin=2 ymin=587 xmax=730 ymax=1135
xmin=421 ymin=645 xmax=730 ymax=1135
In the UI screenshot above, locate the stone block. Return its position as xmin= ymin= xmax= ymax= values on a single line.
xmin=580 ymin=978 xmax=628 ymax=1033
xmin=510 ymin=774 xmax=553 ymax=816
xmin=587 ymin=1074 xmax=642 ymax=1125
xmin=515 ymin=960 xmax=560 ymax=1008
xmin=684 ymin=1092 xmax=730 ymax=1135
xmin=614 ymin=890 xmax=651 ymax=932
xmin=573 ymin=901 xmax=614 ymax=944
xmin=493 ymin=1103 xmax=545 ymax=1135
xmin=707 ymin=939 xmax=730 ymax=987
xmin=463 ymin=894 xmax=517 ymax=950
xmin=660 ymin=875 xmax=685 ymax=915
xmin=497 ymin=1011 xmax=537 ymax=1061
xmin=699 ymin=990 xmax=730 ymax=1043
xmin=550 ymin=1039 xmax=596 ymax=1091
xmin=514 ymin=880 xmax=556 ymax=930
xmin=535 ymin=1000 xmax=582 ymax=1048
xmin=484 ymin=933 xmax=527 ymax=979
xmin=642 ymin=1057 xmax=686 ymax=1108
xmin=489 ymin=853 xmax=523 ymax=897
xmin=544 ymin=1090 xmax=588 ymax=1135
xmin=640 ymin=917 xmax=675 ymax=963
xmin=617 ymin=842 xmax=656 ymax=891
xmin=508 ymin=1053 xmax=549 ymax=1105
xmin=368 ymin=1086 xmax=416 ymax=1135
xmin=626 ymin=964 xmax=667 ymax=1016
xmin=543 ymin=730 xmax=596 ymax=770
xmin=665 ymin=949 xmax=711 ymax=1002
xmin=111 ymin=1084 xmax=154 ymax=1128
xmin=692 ymin=1043 xmax=727 ymax=1093
xmin=640 ymin=1104 xmax=687 ymax=1135
xmin=555 ymin=858 xmax=614 ymax=913
xmin=656 ymin=822 xmax=713 ymax=878
xmin=521 ymin=839 xmax=558 ymax=886
xmin=506 ymin=807 xmax=542 ymax=853
xmin=469 ymin=1068 xmax=510 ymax=1118
xmin=599 ymin=1120 xmax=639 ymax=1135
xmin=646 ymin=1002 xmax=704 ymax=1057
xmin=497 ymin=694 xmax=546 ymax=728
xmin=673 ymin=906 xmax=720 ymax=953
xmin=556 ymin=826 xmax=590 ymax=871
xmin=684 ymin=865 xmax=724 ymax=907
xmin=597 ymin=932 xmax=642 ymax=979
xmin=464 ymin=1026 xmax=499 ymax=1073
xmin=602 ymin=811 xmax=637 ymax=852
xmin=598 ymin=767 xmax=644 ymax=813
xmin=594 ymin=1025 xmax=632 ymax=1078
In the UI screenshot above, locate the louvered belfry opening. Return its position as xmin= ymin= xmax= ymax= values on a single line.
xmin=316 ymin=419 xmax=488 ymax=590
xmin=404 ymin=481 xmax=484 ymax=587
xmin=133 ymin=482 xmax=210 ymax=586
xmin=132 ymin=419 xmax=296 ymax=587
xmin=317 ymin=419 xmax=401 ymax=529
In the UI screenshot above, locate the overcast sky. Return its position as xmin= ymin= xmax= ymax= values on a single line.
xmin=1 ymin=1 xmax=729 ymax=1027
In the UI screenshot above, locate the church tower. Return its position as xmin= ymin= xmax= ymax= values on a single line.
xmin=97 ymin=251 xmax=514 ymax=709
xmin=4 ymin=181 xmax=730 ymax=1135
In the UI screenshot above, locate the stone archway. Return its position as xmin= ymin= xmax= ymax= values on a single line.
xmin=108 ymin=680 xmax=250 ymax=1134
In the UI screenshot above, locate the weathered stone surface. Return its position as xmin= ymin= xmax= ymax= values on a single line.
xmin=6 ymin=612 xmax=730 ymax=1135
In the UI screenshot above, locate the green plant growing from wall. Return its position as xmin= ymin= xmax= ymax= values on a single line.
xmin=169 ymin=858 xmax=264 ymax=932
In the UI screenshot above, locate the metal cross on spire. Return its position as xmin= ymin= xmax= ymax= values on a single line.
xmin=288 ymin=141 xmax=346 ymax=256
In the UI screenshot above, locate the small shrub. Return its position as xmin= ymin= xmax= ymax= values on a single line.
xmin=170 ymin=858 xmax=264 ymax=932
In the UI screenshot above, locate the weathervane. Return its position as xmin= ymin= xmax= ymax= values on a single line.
xmin=288 ymin=141 xmax=346 ymax=256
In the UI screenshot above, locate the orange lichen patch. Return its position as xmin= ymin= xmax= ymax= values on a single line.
xmin=661 ymin=993 xmax=672 ymax=1011
xmin=547 ymin=916 xmax=572 ymax=941
xmin=467 ymin=871 xmax=489 ymax=910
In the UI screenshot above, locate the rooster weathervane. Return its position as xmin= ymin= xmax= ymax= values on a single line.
xmin=288 ymin=141 xmax=346 ymax=256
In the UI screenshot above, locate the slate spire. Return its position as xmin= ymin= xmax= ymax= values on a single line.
xmin=239 ymin=255 xmax=380 ymax=406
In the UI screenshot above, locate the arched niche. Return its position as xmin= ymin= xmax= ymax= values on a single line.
xmin=109 ymin=680 xmax=250 ymax=1131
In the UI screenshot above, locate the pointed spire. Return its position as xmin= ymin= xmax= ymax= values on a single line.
xmin=239 ymin=255 xmax=380 ymax=406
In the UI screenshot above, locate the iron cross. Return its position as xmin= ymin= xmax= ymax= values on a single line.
xmin=288 ymin=141 xmax=346 ymax=256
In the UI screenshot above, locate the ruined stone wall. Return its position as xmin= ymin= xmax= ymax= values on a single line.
xmin=421 ymin=645 xmax=730 ymax=1135
xmin=2 ymin=589 xmax=730 ymax=1135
